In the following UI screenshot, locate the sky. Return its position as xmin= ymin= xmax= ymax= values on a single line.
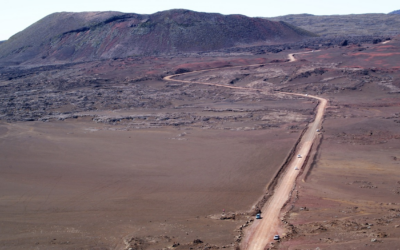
xmin=0 ymin=0 xmax=398 ymax=41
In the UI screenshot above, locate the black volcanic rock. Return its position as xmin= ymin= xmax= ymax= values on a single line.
xmin=340 ymin=40 xmax=348 ymax=46
xmin=389 ymin=10 xmax=400 ymax=14
xmin=0 ymin=9 xmax=317 ymax=65
xmin=372 ymin=38 xmax=382 ymax=44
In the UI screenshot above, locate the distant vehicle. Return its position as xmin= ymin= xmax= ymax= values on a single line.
xmin=256 ymin=213 xmax=261 ymax=219
xmin=295 ymin=167 xmax=299 ymax=170
xmin=297 ymin=154 xmax=302 ymax=158
xmin=305 ymin=94 xmax=308 ymax=96
xmin=274 ymin=235 xmax=280 ymax=240
xmin=316 ymin=129 xmax=320 ymax=132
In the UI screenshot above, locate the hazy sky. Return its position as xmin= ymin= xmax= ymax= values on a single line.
xmin=0 ymin=0 xmax=398 ymax=40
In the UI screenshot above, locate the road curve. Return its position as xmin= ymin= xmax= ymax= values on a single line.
xmin=163 ymin=62 xmax=327 ymax=250
xmin=288 ymin=50 xmax=320 ymax=62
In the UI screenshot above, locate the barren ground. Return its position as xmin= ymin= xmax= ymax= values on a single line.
xmin=0 ymin=37 xmax=400 ymax=250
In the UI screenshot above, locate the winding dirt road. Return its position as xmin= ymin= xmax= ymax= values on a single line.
xmin=163 ymin=58 xmax=327 ymax=250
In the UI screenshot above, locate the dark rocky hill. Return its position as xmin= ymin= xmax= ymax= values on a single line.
xmin=269 ymin=13 xmax=400 ymax=37
xmin=389 ymin=10 xmax=400 ymax=14
xmin=0 ymin=9 xmax=316 ymax=65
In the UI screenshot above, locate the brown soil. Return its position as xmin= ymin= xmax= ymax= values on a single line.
xmin=0 ymin=109 xmax=310 ymax=249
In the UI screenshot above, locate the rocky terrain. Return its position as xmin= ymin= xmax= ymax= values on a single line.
xmin=390 ymin=10 xmax=400 ymax=14
xmin=0 ymin=35 xmax=390 ymax=124
xmin=269 ymin=13 xmax=400 ymax=37
xmin=0 ymin=9 xmax=316 ymax=66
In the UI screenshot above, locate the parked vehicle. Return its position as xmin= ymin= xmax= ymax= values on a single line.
xmin=273 ymin=235 xmax=280 ymax=240
xmin=256 ymin=213 xmax=261 ymax=219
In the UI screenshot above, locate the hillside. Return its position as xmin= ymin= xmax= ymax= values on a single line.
xmin=389 ymin=10 xmax=400 ymax=14
xmin=268 ymin=13 xmax=400 ymax=37
xmin=0 ymin=9 xmax=316 ymax=65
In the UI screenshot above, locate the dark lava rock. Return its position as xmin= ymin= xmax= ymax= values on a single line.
xmin=175 ymin=68 xmax=191 ymax=74
xmin=373 ymin=38 xmax=382 ymax=44
xmin=193 ymin=239 xmax=203 ymax=244
xmin=340 ymin=40 xmax=349 ymax=46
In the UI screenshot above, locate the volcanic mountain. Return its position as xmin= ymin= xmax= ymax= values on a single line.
xmin=0 ymin=9 xmax=316 ymax=65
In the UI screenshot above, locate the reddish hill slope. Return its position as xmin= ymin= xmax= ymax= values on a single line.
xmin=0 ymin=9 xmax=316 ymax=65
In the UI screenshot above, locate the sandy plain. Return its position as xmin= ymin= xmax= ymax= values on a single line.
xmin=0 ymin=101 xmax=313 ymax=250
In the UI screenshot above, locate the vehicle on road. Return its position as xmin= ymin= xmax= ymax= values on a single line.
xmin=273 ymin=235 xmax=280 ymax=240
xmin=297 ymin=154 xmax=302 ymax=158
xmin=256 ymin=213 xmax=261 ymax=219
xmin=295 ymin=167 xmax=299 ymax=170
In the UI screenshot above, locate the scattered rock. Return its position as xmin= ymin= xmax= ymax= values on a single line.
xmin=340 ymin=40 xmax=348 ymax=46
xmin=373 ymin=38 xmax=382 ymax=44
xmin=193 ymin=239 xmax=203 ymax=244
xmin=175 ymin=68 xmax=191 ymax=74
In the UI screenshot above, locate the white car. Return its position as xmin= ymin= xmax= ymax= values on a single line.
xmin=295 ymin=167 xmax=299 ymax=170
xmin=273 ymin=235 xmax=280 ymax=240
xmin=297 ymin=154 xmax=302 ymax=158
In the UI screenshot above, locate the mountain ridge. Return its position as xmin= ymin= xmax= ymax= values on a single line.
xmin=268 ymin=13 xmax=400 ymax=37
xmin=0 ymin=9 xmax=317 ymax=65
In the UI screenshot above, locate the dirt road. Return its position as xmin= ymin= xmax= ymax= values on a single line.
xmin=242 ymin=93 xmax=327 ymax=249
xmin=164 ymin=63 xmax=327 ymax=250
xmin=288 ymin=50 xmax=320 ymax=62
